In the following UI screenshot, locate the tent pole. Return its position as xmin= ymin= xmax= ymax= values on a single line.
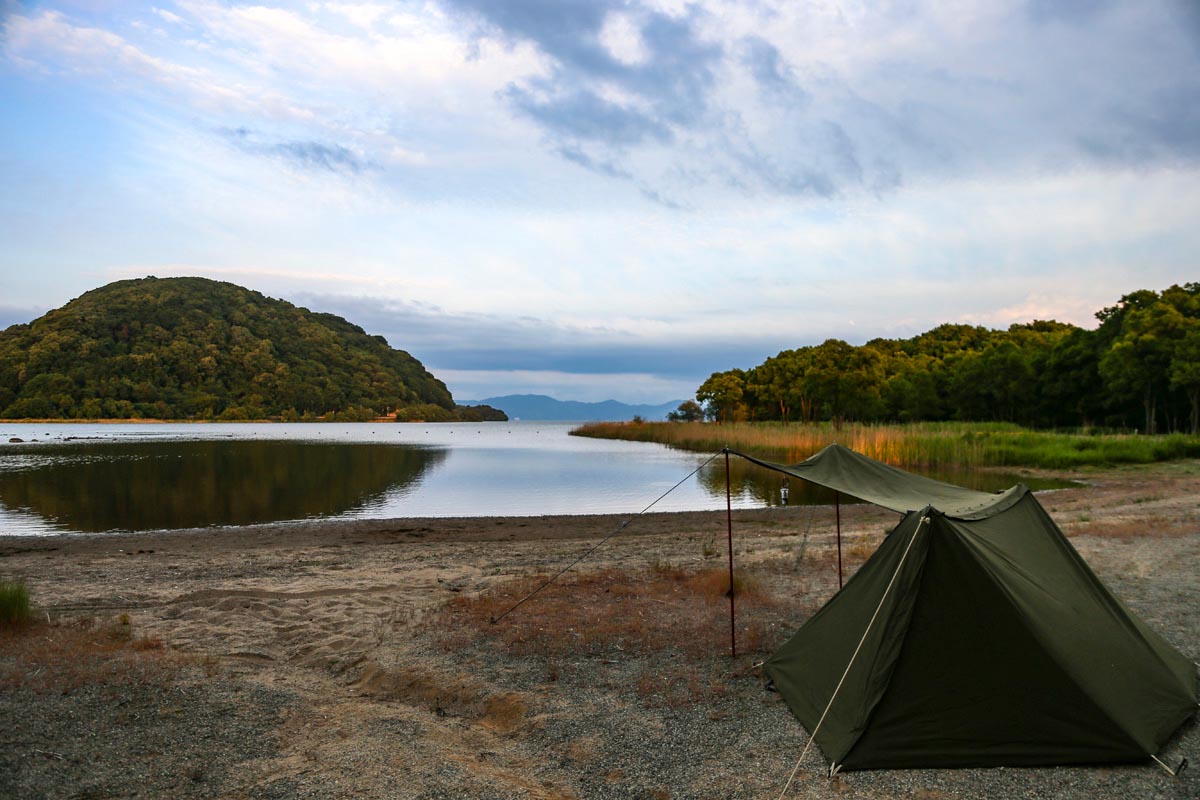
xmin=725 ymin=449 xmax=736 ymax=659
xmin=835 ymin=491 xmax=843 ymax=589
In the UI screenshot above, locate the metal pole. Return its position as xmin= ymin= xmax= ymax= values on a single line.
xmin=725 ymin=449 xmax=736 ymax=658
xmin=835 ymin=490 xmax=843 ymax=589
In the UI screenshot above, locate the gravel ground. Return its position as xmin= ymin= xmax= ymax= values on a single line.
xmin=0 ymin=663 xmax=297 ymax=800
xmin=0 ymin=461 xmax=1197 ymax=799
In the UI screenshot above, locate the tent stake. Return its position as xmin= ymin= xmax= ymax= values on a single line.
xmin=725 ymin=449 xmax=736 ymax=658
xmin=835 ymin=491 xmax=843 ymax=589
xmin=1151 ymin=754 xmax=1187 ymax=777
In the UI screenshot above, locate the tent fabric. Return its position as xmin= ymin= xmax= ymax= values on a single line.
xmin=731 ymin=444 xmax=1024 ymax=518
xmin=755 ymin=446 xmax=1198 ymax=771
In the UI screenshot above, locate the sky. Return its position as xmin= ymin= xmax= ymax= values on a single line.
xmin=2 ymin=1 xmax=1199 ymax=404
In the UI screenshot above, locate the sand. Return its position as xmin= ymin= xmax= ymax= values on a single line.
xmin=1 ymin=461 xmax=1197 ymax=799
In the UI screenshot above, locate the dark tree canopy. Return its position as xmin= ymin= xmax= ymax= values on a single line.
xmin=695 ymin=284 xmax=1200 ymax=433
xmin=0 ymin=276 xmax=483 ymax=421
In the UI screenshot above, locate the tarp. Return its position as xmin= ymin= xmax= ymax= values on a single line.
xmin=731 ymin=444 xmax=1024 ymax=518
xmin=751 ymin=445 xmax=1198 ymax=771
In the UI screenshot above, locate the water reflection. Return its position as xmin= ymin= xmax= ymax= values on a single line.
xmin=0 ymin=440 xmax=445 ymax=533
xmin=0 ymin=423 xmax=1076 ymax=535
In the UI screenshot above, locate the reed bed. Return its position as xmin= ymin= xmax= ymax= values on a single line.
xmin=570 ymin=421 xmax=1200 ymax=469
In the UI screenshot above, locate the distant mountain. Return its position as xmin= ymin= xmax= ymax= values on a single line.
xmin=0 ymin=276 xmax=474 ymax=421
xmin=463 ymin=394 xmax=686 ymax=421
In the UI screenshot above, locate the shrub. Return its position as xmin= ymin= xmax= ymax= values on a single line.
xmin=0 ymin=580 xmax=31 ymax=626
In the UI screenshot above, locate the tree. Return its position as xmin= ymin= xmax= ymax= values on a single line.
xmin=1170 ymin=324 xmax=1200 ymax=434
xmin=1099 ymin=301 xmax=1187 ymax=434
xmin=685 ymin=285 xmax=1199 ymax=431
xmin=882 ymin=353 xmax=943 ymax=422
xmin=1040 ymin=328 xmax=1103 ymax=428
xmin=803 ymin=339 xmax=887 ymax=422
xmin=667 ymin=400 xmax=705 ymax=422
xmin=697 ymin=370 xmax=746 ymax=423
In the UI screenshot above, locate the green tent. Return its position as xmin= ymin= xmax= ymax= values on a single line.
xmin=741 ymin=444 xmax=1197 ymax=772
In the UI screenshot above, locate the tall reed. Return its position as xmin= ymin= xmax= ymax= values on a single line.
xmin=570 ymin=421 xmax=1200 ymax=469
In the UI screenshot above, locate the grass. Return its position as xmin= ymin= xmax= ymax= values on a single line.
xmin=0 ymin=580 xmax=32 ymax=626
xmin=1066 ymin=516 xmax=1193 ymax=540
xmin=571 ymin=420 xmax=1200 ymax=469
xmin=434 ymin=547 xmax=873 ymax=707
xmin=438 ymin=563 xmax=826 ymax=663
xmin=0 ymin=614 xmax=173 ymax=693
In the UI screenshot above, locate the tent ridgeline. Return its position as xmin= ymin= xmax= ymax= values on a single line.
xmin=729 ymin=443 xmax=1024 ymax=519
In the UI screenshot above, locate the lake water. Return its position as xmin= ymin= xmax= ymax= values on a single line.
xmin=0 ymin=422 xmax=1064 ymax=535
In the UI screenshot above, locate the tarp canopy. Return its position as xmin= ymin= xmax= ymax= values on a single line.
xmin=746 ymin=445 xmax=1198 ymax=771
xmin=731 ymin=443 xmax=1022 ymax=518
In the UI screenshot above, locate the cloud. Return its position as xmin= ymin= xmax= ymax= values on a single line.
xmin=5 ymin=0 xmax=1200 ymax=410
xmin=288 ymin=292 xmax=779 ymax=380
xmin=8 ymin=2 xmax=1199 ymax=207
xmin=1 ymin=5 xmax=535 ymax=192
xmin=739 ymin=35 xmax=807 ymax=105
xmin=446 ymin=0 xmax=722 ymax=170
xmin=1026 ymin=0 xmax=1118 ymax=25
xmin=222 ymin=127 xmax=371 ymax=174
xmin=442 ymin=0 xmax=1200 ymax=201
xmin=555 ymin=144 xmax=632 ymax=178
xmin=505 ymin=83 xmax=672 ymax=146
xmin=3 ymin=10 xmax=316 ymax=122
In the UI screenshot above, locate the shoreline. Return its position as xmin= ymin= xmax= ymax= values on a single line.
xmin=2 ymin=463 xmax=1197 ymax=799
xmin=0 ymin=506 xmax=813 ymax=559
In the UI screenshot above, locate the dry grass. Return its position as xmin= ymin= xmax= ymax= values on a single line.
xmin=572 ymin=420 xmax=1200 ymax=468
xmin=574 ymin=420 xmax=959 ymax=465
xmin=439 ymin=564 xmax=813 ymax=663
xmin=481 ymin=692 xmax=529 ymax=733
xmin=353 ymin=660 xmax=486 ymax=718
xmin=1067 ymin=517 xmax=1194 ymax=540
xmin=845 ymin=535 xmax=877 ymax=562
xmin=0 ymin=615 xmax=175 ymax=693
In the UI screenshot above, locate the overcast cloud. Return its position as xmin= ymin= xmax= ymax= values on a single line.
xmin=2 ymin=1 xmax=1198 ymax=403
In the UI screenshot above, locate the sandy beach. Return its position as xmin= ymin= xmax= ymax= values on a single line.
xmin=1 ymin=462 xmax=1197 ymax=799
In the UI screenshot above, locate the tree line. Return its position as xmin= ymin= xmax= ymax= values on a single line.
xmin=690 ymin=284 xmax=1200 ymax=434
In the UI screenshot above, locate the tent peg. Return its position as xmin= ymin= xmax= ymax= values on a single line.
xmin=1151 ymin=754 xmax=1188 ymax=777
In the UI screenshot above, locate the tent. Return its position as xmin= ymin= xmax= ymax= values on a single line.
xmin=740 ymin=444 xmax=1197 ymax=772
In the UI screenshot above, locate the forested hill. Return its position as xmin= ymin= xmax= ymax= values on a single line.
xmin=0 ymin=276 xmax=467 ymax=421
xmin=695 ymin=284 xmax=1200 ymax=434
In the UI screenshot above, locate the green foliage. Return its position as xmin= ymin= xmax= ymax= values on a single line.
xmin=1169 ymin=324 xmax=1200 ymax=434
xmin=697 ymin=369 xmax=746 ymax=423
xmin=453 ymin=404 xmax=509 ymax=422
xmin=696 ymin=284 xmax=1200 ymax=434
xmin=394 ymin=403 xmax=459 ymax=422
xmin=0 ymin=276 xmax=456 ymax=420
xmin=0 ymin=581 xmax=31 ymax=626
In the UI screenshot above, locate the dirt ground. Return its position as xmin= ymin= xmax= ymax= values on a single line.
xmin=1 ymin=461 xmax=1197 ymax=799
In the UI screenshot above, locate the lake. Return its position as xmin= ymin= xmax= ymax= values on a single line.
xmin=0 ymin=422 xmax=1066 ymax=535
